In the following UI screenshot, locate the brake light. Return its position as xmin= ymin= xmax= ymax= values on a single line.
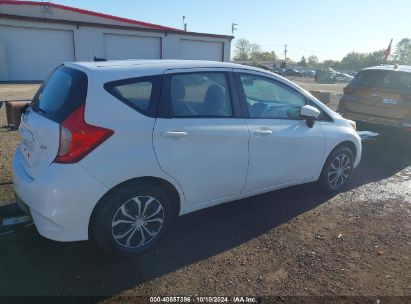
xmin=343 ymin=86 xmax=355 ymax=94
xmin=55 ymin=105 xmax=114 ymax=164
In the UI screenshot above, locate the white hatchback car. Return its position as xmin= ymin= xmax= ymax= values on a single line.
xmin=13 ymin=60 xmax=361 ymax=256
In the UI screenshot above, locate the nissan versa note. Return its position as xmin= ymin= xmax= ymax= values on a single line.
xmin=13 ymin=60 xmax=361 ymax=256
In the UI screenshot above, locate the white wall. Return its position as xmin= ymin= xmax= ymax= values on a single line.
xmin=0 ymin=17 xmax=232 ymax=81
xmin=103 ymin=34 xmax=162 ymax=60
xmin=0 ymin=25 xmax=75 ymax=81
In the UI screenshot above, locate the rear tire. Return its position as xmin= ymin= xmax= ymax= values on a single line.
xmin=320 ymin=146 xmax=354 ymax=192
xmin=92 ymin=181 xmax=172 ymax=257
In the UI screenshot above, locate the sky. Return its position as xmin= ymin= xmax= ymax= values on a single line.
xmin=51 ymin=0 xmax=411 ymax=61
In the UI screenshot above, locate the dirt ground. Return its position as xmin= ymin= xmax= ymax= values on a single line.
xmin=0 ymin=83 xmax=410 ymax=301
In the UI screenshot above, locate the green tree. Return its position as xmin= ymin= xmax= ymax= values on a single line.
xmin=323 ymin=59 xmax=339 ymax=69
xmin=364 ymin=50 xmax=385 ymax=67
xmin=308 ymin=55 xmax=319 ymax=68
xmin=250 ymin=43 xmax=262 ymax=61
xmin=338 ymin=50 xmax=386 ymax=70
xmin=234 ymin=38 xmax=252 ymax=61
xmin=338 ymin=52 xmax=366 ymax=70
xmin=393 ymin=38 xmax=411 ymax=64
xmin=252 ymin=51 xmax=276 ymax=61
xmin=298 ymin=56 xmax=308 ymax=67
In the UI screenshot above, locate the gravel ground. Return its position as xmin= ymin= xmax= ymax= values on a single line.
xmin=0 ymin=84 xmax=40 ymax=203
xmin=0 ymin=82 xmax=410 ymax=300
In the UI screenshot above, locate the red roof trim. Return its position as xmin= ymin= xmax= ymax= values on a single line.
xmin=0 ymin=0 xmax=180 ymax=31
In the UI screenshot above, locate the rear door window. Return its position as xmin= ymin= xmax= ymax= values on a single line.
xmin=31 ymin=66 xmax=88 ymax=123
xmin=169 ymin=72 xmax=233 ymax=117
xmin=105 ymin=75 xmax=162 ymax=117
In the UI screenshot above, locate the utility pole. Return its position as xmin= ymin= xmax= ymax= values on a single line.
xmin=231 ymin=23 xmax=238 ymax=36
xmin=284 ymin=44 xmax=288 ymax=62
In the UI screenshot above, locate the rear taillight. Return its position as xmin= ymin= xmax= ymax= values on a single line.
xmin=343 ymin=86 xmax=355 ymax=94
xmin=55 ymin=105 xmax=114 ymax=164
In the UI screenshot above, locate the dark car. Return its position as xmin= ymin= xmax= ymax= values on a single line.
xmin=272 ymin=68 xmax=286 ymax=75
xmin=284 ymin=68 xmax=303 ymax=77
xmin=303 ymin=69 xmax=316 ymax=77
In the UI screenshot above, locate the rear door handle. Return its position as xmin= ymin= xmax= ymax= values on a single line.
xmin=161 ymin=131 xmax=189 ymax=138
xmin=253 ymin=128 xmax=273 ymax=136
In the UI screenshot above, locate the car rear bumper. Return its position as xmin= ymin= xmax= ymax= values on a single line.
xmin=12 ymin=149 xmax=108 ymax=242
xmin=340 ymin=110 xmax=411 ymax=130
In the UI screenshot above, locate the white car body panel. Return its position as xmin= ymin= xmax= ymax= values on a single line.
xmin=13 ymin=149 xmax=107 ymax=241
xmin=243 ymin=118 xmax=326 ymax=192
xmin=153 ymin=117 xmax=249 ymax=207
xmin=18 ymin=109 xmax=60 ymax=179
xmin=12 ymin=60 xmax=362 ymax=242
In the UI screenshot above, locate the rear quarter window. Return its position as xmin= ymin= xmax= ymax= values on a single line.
xmin=31 ymin=66 xmax=88 ymax=123
xmin=104 ymin=75 xmax=162 ymax=117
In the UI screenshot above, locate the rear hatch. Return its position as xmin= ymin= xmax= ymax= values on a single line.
xmin=18 ymin=65 xmax=88 ymax=179
xmin=342 ymin=69 xmax=411 ymax=121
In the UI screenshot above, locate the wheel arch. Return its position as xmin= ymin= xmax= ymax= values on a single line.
xmin=334 ymin=140 xmax=357 ymax=159
xmin=88 ymin=176 xmax=181 ymax=238
xmin=316 ymin=139 xmax=358 ymax=181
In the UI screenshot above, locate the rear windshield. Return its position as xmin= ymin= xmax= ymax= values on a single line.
xmin=351 ymin=70 xmax=411 ymax=93
xmin=31 ymin=66 xmax=88 ymax=123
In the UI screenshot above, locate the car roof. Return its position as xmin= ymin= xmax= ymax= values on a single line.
xmin=362 ymin=65 xmax=411 ymax=73
xmin=65 ymin=59 xmax=257 ymax=73
xmin=63 ymin=59 xmax=338 ymax=118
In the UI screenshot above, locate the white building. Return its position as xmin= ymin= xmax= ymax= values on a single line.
xmin=0 ymin=1 xmax=233 ymax=81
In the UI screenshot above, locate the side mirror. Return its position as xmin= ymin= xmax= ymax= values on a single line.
xmin=300 ymin=105 xmax=321 ymax=128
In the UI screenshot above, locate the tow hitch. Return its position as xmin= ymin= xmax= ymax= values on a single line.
xmin=0 ymin=203 xmax=33 ymax=237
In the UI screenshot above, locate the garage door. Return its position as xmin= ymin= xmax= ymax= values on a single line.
xmin=0 ymin=26 xmax=75 ymax=81
xmin=104 ymin=34 xmax=161 ymax=60
xmin=180 ymin=39 xmax=224 ymax=61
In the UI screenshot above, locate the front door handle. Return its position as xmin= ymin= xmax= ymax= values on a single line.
xmin=253 ymin=128 xmax=273 ymax=136
xmin=161 ymin=131 xmax=189 ymax=138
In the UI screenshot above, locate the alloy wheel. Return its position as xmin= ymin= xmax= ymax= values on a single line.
xmin=111 ymin=196 xmax=164 ymax=249
xmin=327 ymin=153 xmax=352 ymax=190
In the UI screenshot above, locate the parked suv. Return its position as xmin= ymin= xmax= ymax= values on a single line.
xmin=338 ymin=65 xmax=411 ymax=131
xmin=13 ymin=60 xmax=361 ymax=256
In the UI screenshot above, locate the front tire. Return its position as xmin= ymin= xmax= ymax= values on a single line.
xmin=320 ymin=146 xmax=354 ymax=192
xmin=92 ymin=181 xmax=172 ymax=257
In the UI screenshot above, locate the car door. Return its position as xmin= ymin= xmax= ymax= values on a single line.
xmin=153 ymin=69 xmax=249 ymax=205
xmin=235 ymin=71 xmax=326 ymax=192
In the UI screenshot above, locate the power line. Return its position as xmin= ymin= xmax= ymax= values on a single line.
xmin=259 ymin=43 xmax=346 ymax=57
